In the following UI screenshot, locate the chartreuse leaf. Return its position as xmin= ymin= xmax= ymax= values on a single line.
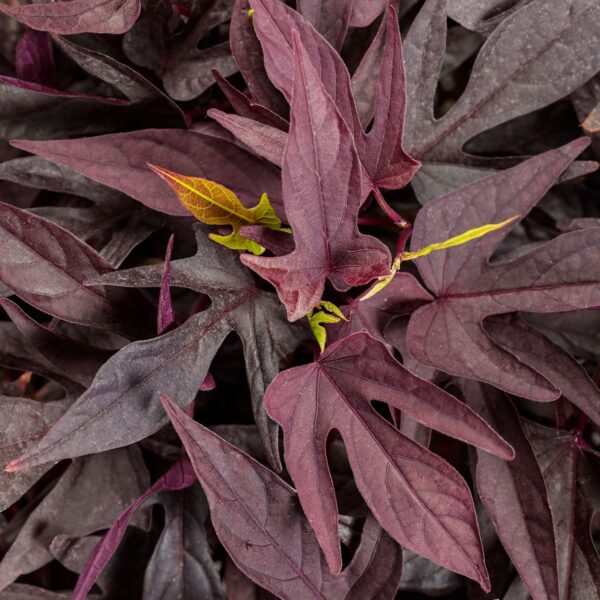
xmin=148 ymin=164 xmax=284 ymax=255
xmin=360 ymin=216 xmax=518 ymax=302
xmin=308 ymin=301 xmax=347 ymax=352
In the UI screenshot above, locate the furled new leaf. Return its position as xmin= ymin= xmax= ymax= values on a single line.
xmin=265 ymin=332 xmax=514 ymax=585
xmin=161 ymin=394 xmax=404 ymax=600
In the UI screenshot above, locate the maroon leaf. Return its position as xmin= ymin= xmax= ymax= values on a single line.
xmin=0 ymin=396 xmax=67 ymax=512
xmin=161 ymin=393 xmax=404 ymax=599
xmin=0 ymin=0 xmax=141 ymax=35
xmin=485 ymin=314 xmax=600 ymax=427
xmin=297 ymin=0 xmax=352 ymax=50
xmin=0 ymin=446 xmax=149 ymax=592
xmin=329 ymin=273 xmax=432 ymax=346
xmin=404 ymin=0 xmax=600 ymax=200
xmin=265 ymin=332 xmax=511 ymax=586
xmin=6 ymin=228 xmax=306 ymax=472
xmin=461 ymin=381 xmax=560 ymax=600
xmin=142 ymin=484 xmax=224 ymax=600
xmin=349 ymin=0 xmax=387 ymax=27
xmin=406 ymin=139 xmax=600 ymax=401
xmin=235 ymin=1 xmax=418 ymax=192
xmin=0 ymin=298 xmax=113 ymax=389
xmin=163 ymin=43 xmax=237 ymax=102
xmin=0 ymin=202 xmax=154 ymax=339
xmin=211 ymin=69 xmax=288 ymax=129
xmin=72 ymin=456 xmax=196 ymax=600
xmin=11 ymin=129 xmax=284 ymax=217
xmin=230 ymin=0 xmax=287 ymax=116
xmin=242 ymin=33 xmax=390 ymax=320
xmin=361 ymin=8 xmax=420 ymax=190
xmin=524 ymin=421 xmax=600 ymax=600
xmin=208 ymin=108 xmax=286 ymax=167
xmin=51 ymin=34 xmax=184 ymax=120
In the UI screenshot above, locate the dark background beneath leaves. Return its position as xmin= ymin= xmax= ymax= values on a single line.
xmin=0 ymin=0 xmax=599 ymax=598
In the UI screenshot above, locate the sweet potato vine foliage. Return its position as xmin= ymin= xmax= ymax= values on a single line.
xmin=2 ymin=1 xmax=600 ymax=599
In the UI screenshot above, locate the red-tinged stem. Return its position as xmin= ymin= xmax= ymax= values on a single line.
xmin=371 ymin=185 xmax=410 ymax=229
xmin=357 ymin=215 xmax=394 ymax=228
xmin=573 ymin=411 xmax=591 ymax=449
xmin=395 ymin=223 xmax=413 ymax=257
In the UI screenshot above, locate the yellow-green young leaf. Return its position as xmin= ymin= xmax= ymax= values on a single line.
xmin=402 ymin=216 xmax=519 ymax=261
xmin=359 ymin=273 xmax=395 ymax=302
xmin=309 ymin=311 xmax=342 ymax=352
xmin=147 ymin=164 xmax=283 ymax=255
xmin=318 ymin=301 xmax=348 ymax=321
xmin=361 ymin=216 xmax=519 ymax=302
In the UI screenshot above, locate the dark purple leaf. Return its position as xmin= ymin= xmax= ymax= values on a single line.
xmin=0 ymin=299 xmax=112 ymax=389
xmin=404 ymin=0 xmax=600 ymax=200
xmin=265 ymin=332 xmax=512 ymax=585
xmin=350 ymin=11 xmax=387 ymax=129
xmin=239 ymin=225 xmax=295 ymax=256
xmin=0 ymin=321 xmax=84 ymax=392
xmin=0 ymin=395 xmax=67 ymax=512
xmin=242 ymin=34 xmax=390 ymax=320
xmin=51 ymin=34 xmax=185 ymax=120
xmin=72 ymin=456 xmax=196 ymax=600
xmin=447 ymin=0 xmax=535 ymax=35
xmin=161 ymin=393 xmax=404 ymax=599
xmin=7 ymin=228 xmax=306 ymax=472
xmin=0 ymin=0 xmax=141 ymax=35
xmin=461 ymin=380 xmax=559 ymax=600
xmin=208 ymin=108 xmax=286 ymax=167
xmin=163 ymin=43 xmax=237 ymax=102
xmin=524 ymin=421 xmax=600 ymax=600
xmin=406 ymin=140 xmax=600 ymax=401
xmin=0 ymin=202 xmax=154 ymax=339
xmin=143 ymin=485 xmax=224 ymax=600
xmin=211 ymin=69 xmax=288 ymax=129
xmin=243 ymin=1 xmax=419 ymax=192
xmin=349 ymin=0 xmax=387 ymax=27
xmin=12 ymin=129 xmax=284 ymax=217
xmin=2 ymin=585 xmax=70 ymax=600
xmin=485 ymin=314 xmax=600 ymax=427
xmin=122 ymin=0 xmax=172 ymax=73
xmin=0 ymin=446 xmax=149 ymax=592
xmin=360 ymin=7 xmax=420 ymax=190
